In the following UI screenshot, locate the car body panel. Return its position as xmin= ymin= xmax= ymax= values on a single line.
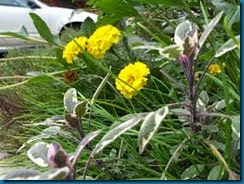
xmin=0 ymin=0 xmax=97 ymax=51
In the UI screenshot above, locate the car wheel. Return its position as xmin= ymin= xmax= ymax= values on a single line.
xmin=59 ymin=23 xmax=82 ymax=43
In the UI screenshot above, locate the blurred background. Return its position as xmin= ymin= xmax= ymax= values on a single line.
xmin=40 ymin=0 xmax=88 ymax=8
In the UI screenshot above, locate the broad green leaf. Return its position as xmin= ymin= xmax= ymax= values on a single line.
xmin=39 ymin=167 xmax=70 ymax=180
xmin=27 ymin=142 xmax=50 ymax=167
xmin=181 ymin=164 xmax=205 ymax=180
xmin=230 ymin=115 xmax=240 ymax=139
xmin=91 ymin=116 xmax=142 ymax=156
xmin=226 ymin=6 xmax=240 ymax=28
xmin=215 ymin=35 xmax=240 ymax=58
xmin=159 ymin=45 xmax=183 ymax=59
xmin=207 ymin=165 xmax=224 ymax=180
xmin=27 ymin=72 xmax=53 ymax=84
xmin=210 ymin=0 xmax=234 ymax=12
xmin=64 ymin=88 xmax=78 ymax=113
xmin=29 ymin=13 xmax=60 ymax=46
xmin=80 ymin=17 xmax=96 ymax=37
xmin=0 ymin=26 xmax=46 ymax=44
xmin=133 ymin=0 xmax=185 ymax=7
xmin=138 ymin=106 xmax=169 ymax=154
xmin=96 ymin=14 xmax=122 ymax=26
xmin=210 ymin=0 xmax=240 ymax=28
xmin=95 ymin=0 xmax=139 ymax=18
xmin=174 ymin=20 xmax=198 ymax=47
xmin=199 ymin=11 xmax=224 ymax=48
xmin=3 ymin=169 xmax=41 ymax=180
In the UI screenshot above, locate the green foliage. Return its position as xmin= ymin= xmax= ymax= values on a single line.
xmin=0 ymin=0 xmax=240 ymax=181
xmin=29 ymin=13 xmax=60 ymax=46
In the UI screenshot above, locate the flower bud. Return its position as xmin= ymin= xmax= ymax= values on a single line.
xmin=178 ymin=54 xmax=189 ymax=65
xmin=48 ymin=142 xmax=71 ymax=168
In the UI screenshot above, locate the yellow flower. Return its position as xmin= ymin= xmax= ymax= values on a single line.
xmin=209 ymin=64 xmax=221 ymax=75
xmin=63 ymin=36 xmax=88 ymax=64
xmin=115 ymin=62 xmax=150 ymax=99
xmin=87 ymin=25 xmax=121 ymax=59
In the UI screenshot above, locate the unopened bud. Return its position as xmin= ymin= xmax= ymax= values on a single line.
xmin=48 ymin=142 xmax=71 ymax=168
xmin=178 ymin=54 xmax=189 ymax=64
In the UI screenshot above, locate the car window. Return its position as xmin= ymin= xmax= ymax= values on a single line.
xmin=0 ymin=0 xmax=28 ymax=7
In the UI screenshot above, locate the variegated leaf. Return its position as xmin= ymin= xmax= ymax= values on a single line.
xmin=174 ymin=20 xmax=198 ymax=46
xmin=198 ymin=91 xmax=209 ymax=107
xmin=71 ymin=130 xmax=101 ymax=167
xmin=64 ymin=88 xmax=78 ymax=112
xmin=91 ymin=117 xmax=142 ymax=156
xmin=3 ymin=169 xmax=41 ymax=180
xmin=230 ymin=115 xmax=240 ymax=139
xmin=111 ymin=112 xmax=148 ymax=129
xmin=27 ymin=142 xmax=50 ymax=167
xmin=214 ymin=99 xmax=233 ymax=111
xmin=39 ymin=167 xmax=70 ymax=180
xmin=32 ymin=116 xmax=64 ymax=126
xmin=215 ymin=35 xmax=240 ymax=58
xmin=181 ymin=164 xmax=205 ymax=180
xmin=159 ymin=45 xmax=183 ymax=59
xmin=73 ymin=101 xmax=87 ymax=118
xmin=199 ymin=11 xmax=224 ymax=48
xmin=207 ymin=165 xmax=224 ymax=180
xmin=138 ymin=106 xmax=169 ymax=154
xmin=27 ymin=126 xmax=60 ymax=144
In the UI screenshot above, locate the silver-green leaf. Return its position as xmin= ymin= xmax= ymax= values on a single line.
xmin=27 ymin=126 xmax=61 ymax=144
xmin=181 ymin=164 xmax=205 ymax=180
xmin=3 ymin=169 xmax=41 ymax=180
xmin=198 ymin=91 xmax=209 ymax=107
xmin=71 ymin=130 xmax=101 ymax=168
xmin=215 ymin=35 xmax=240 ymax=58
xmin=230 ymin=115 xmax=240 ymax=139
xmin=39 ymin=167 xmax=70 ymax=180
xmin=159 ymin=45 xmax=183 ymax=59
xmin=199 ymin=11 xmax=224 ymax=48
xmin=91 ymin=117 xmax=142 ymax=156
xmin=138 ymin=106 xmax=169 ymax=154
xmin=207 ymin=165 xmax=224 ymax=180
xmin=27 ymin=142 xmax=50 ymax=167
xmin=174 ymin=20 xmax=198 ymax=46
xmin=64 ymin=88 xmax=78 ymax=112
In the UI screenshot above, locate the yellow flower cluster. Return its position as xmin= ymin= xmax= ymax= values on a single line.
xmin=87 ymin=25 xmax=121 ymax=59
xmin=63 ymin=36 xmax=88 ymax=64
xmin=209 ymin=64 xmax=221 ymax=75
xmin=62 ymin=25 xmax=121 ymax=63
xmin=115 ymin=62 xmax=150 ymax=99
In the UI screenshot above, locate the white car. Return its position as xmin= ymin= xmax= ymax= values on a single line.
xmin=0 ymin=0 xmax=97 ymax=52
